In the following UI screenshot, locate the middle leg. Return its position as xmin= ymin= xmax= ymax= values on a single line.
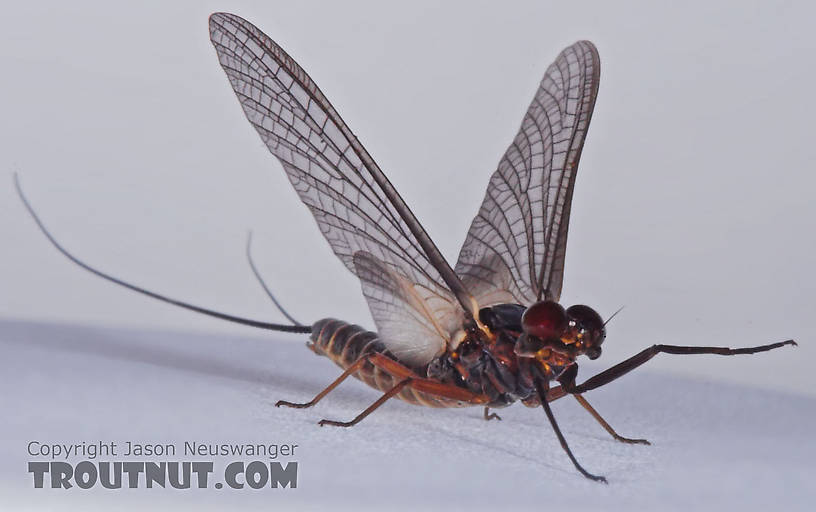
xmin=535 ymin=379 xmax=607 ymax=483
xmin=483 ymin=406 xmax=502 ymax=421
xmin=573 ymin=394 xmax=649 ymax=445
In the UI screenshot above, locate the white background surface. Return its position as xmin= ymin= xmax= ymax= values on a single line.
xmin=1 ymin=1 xmax=814 ymax=509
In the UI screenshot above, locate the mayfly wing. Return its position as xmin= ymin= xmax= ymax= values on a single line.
xmin=353 ymin=252 xmax=464 ymax=364
xmin=455 ymin=41 xmax=600 ymax=305
xmin=208 ymin=13 xmax=471 ymax=365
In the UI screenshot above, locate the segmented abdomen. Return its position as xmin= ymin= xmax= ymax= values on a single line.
xmin=309 ymin=318 xmax=470 ymax=408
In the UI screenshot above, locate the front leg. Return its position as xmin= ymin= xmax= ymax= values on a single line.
xmin=561 ymin=339 xmax=796 ymax=396
xmin=544 ymin=339 xmax=797 ymax=434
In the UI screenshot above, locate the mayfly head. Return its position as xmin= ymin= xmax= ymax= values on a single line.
xmin=519 ymin=301 xmax=606 ymax=360
xmin=563 ymin=304 xmax=606 ymax=360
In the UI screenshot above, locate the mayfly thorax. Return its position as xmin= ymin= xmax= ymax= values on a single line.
xmin=16 ymin=12 xmax=796 ymax=483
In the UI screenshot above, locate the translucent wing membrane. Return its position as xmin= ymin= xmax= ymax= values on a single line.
xmin=456 ymin=41 xmax=600 ymax=305
xmin=209 ymin=13 xmax=463 ymax=364
xmin=354 ymin=252 xmax=461 ymax=366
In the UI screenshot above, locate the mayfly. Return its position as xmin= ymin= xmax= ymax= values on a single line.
xmin=16 ymin=12 xmax=796 ymax=483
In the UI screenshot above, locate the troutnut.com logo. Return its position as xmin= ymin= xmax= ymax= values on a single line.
xmin=27 ymin=441 xmax=299 ymax=489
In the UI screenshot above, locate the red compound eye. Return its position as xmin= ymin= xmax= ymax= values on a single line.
xmin=521 ymin=301 xmax=567 ymax=340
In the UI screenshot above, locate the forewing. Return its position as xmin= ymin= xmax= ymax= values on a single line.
xmin=209 ymin=13 xmax=463 ymax=363
xmin=455 ymin=41 xmax=600 ymax=305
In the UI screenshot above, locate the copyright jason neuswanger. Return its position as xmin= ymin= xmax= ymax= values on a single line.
xmin=26 ymin=440 xmax=299 ymax=490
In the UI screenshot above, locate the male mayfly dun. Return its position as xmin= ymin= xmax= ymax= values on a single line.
xmin=16 ymin=12 xmax=796 ymax=483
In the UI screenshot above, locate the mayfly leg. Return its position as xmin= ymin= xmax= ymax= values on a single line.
xmin=483 ymin=406 xmax=502 ymax=421
xmin=275 ymin=355 xmax=371 ymax=409
xmin=318 ymin=379 xmax=413 ymax=428
xmin=539 ymin=339 xmax=799 ymax=450
xmin=573 ymin=394 xmax=649 ymax=445
xmin=316 ymin=353 xmax=489 ymax=427
xmin=535 ymin=380 xmax=607 ymax=484
xmin=316 ymin=375 xmax=489 ymax=428
xmin=557 ymin=340 xmax=797 ymax=397
xmin=274 ymin=348 xmax=420 ymax=411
